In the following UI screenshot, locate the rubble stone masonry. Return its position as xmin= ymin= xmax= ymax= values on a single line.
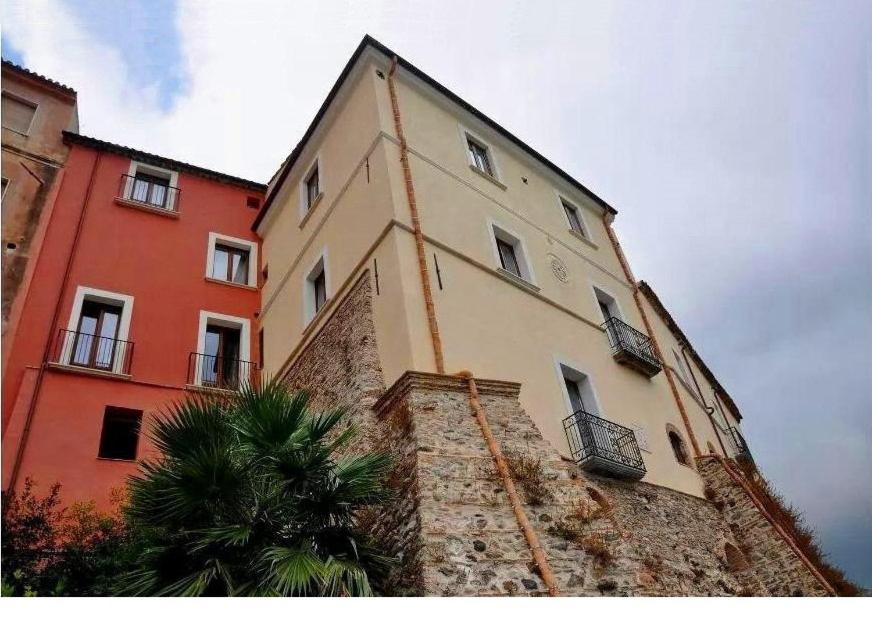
xmin=281 ymin=271 xmax=831 ymax=596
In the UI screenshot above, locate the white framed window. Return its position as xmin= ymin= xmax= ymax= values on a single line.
xmin=299 ymin=156 xmax=323 ymax=220
xmin=2 ymin=91 xmax=38 ymax=135
xmin=558 ymin=195 xmax=589 ymax=239
xmin=61 ymin=286 xmax=135 ymax=375
xmin=488 ymin=220 xmax=535 ymax=285
xmin=460 ymin=125 xmax=503 ymax=184
xmin=121 ymin=160 xmax=179 ymax=211
xmin=194 ymin=310 xmax=251 ymax=389
xmin=205 ymin=232 xmax=258 ymax=287
xmin=557 ymin=363 xmax=602 ymax=417
xmin=590 ymin=284 xmax=624 ymax=324
xmin=303 ymin=248 xmax=330 ymax=324
xmin=672 ymin=349 xmax=691 ymax=385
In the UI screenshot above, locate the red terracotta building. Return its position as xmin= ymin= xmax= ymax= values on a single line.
xmin=2 ymin=133 xmax=265 ymax=507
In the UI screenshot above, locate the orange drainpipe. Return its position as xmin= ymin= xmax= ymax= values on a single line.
xmin=601 ymin=215 xmax=702 ymax=458
xmin=457 ymin=371 xmax=560 ymax=596
xmin=705 ymin=455 xmax=836 ymax=596
xmin=387 ymin=56 xmax=445 ymax=374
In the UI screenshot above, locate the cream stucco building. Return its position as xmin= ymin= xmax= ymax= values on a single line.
xmin=253 ymin=37 xmax=751 ymax=501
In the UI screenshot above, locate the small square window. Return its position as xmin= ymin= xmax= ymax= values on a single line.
xmin=305 ymin=166 xmax=320 ymax=210
xmin=2 ymin=93 xmax=37 ymax=134
xmin=562 ymin=200 xmax=586 ymax=237
xmin=467 ymin=137 xmax=494 ymax=177
xmin=212 ymin=244 xmax=251 ymax=285
xmin=246 ymin=196 xmax=261 ymax=210
xmin=98 ymin=406 xmax=142 ymax=460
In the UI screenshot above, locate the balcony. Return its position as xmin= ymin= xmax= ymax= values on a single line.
xmin=602 ymin=317 xmax=662 ymax=378
xmin=51 ymin=329 xmax=134 ymax=376
xmin=187 ymin=352 xmax=256 ymax=391
xmin=563 ymin=409 xmax=646 ymax=480
xmin=117 ymin=174 xmax=180 ymax=213
xmin=727 ymin=426 xmax=754 ymax=464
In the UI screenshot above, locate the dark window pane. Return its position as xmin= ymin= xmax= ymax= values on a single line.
xmin=564 ymin=378 xmax=585 ymax=413
xmin=599 ymin=301 xmax=613 ymax=321
xmin=563 ymin=202 xmax=584 ymax=235
xmin=306 ymin=167 xmax=320 ymax=208
xmin=98 ymin=407 xmax=142 ymax=460
xmin=313 ymin=271 xmax=327 ymax=312
xmin=469 ymin=140 xmax=493 ymax=176
xmin=496 ymin=238 xmax=520 ymax=277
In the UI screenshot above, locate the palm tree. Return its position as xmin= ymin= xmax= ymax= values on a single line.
xmin=120 ymin=378 xmax=393 ymax=596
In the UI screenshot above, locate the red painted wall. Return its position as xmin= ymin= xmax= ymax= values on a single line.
xmin=2 ymin=144 xmax=263 ymax=508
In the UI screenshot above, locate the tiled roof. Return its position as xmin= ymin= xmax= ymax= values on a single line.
xmin=638 ymin=280 xmax=743 ymax=422
xmin=62 ymin=132 xmax=267 ymax=193
xmin=2 ymin=58 xmax=77 ymax=98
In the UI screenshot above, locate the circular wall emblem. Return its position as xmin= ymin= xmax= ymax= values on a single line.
xmin=548 ymin=254 xmax=569 ymax=283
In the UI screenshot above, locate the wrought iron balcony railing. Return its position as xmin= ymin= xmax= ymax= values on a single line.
xmin=118 ymin=174 xmax=180 ymax=212
xmin=187 ymin=352 xmax=256 ymax=391
xmin=52 ymin=329 xmax=134 ymax=375
xmin=603 ymin=316 xmax=662 ymax=377
xmin=727 ymin=426 xmax=753 ymax=463
xmin=563 ymin=409 xmax=646 ymax=480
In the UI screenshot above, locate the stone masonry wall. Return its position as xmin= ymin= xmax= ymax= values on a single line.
xmin=281 ymin=271 xmax=385 ymax=452
xmin=697 ymin=457 xmax=829 ymax=596
xmin=281 ymin=272 xmax=831 ymax=596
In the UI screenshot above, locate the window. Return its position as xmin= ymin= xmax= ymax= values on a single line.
xmin=258 ymin=329 xmax=265 ymax=369
xmin=672 ymin=349 xmax=690 ymax=384
xmin=1 ymin=177 xmax=8 ymax=202
xmin=71 ymin=300 xmax=123 ymax=370
xmin=195 ymin=311 xmax=251 ymax=389
xmin=212 ymin=244 xmax=250 ymax=284
xmin=668 ymin=430 xmax=690 ymax=466
xmin=98 ymin=406 xmax=142 ymax=460
xmin=63 ymin=286 xmax=134 ymax=374
xmin=561 ymin=198 xmax=587 ymax=238
xmin=592 ymin=286 xmax=621 ymax=323
xmin=122 ymin=161 xmax=178 ymax=211
xmin=246 ymin=196 xmax=260 ymax=210
xmin=304 ymin=250 xmax=329 ymax=323
xmin=558 ymin=363 xmax=600 ymax=416
xmin=490 ymin=223 xmax=535 ymax=285
xmin=206 ymin=233 xmax=257 ymax=287
xmin=496 ymin=238 xmax=521 ymax=278
xmin=2 ymin=92 xmax=37 ymax=134
xmin=467 ymin=137 xmax=493 ymax=176
xmin=306 ymin=166 xmax=320 ymax=208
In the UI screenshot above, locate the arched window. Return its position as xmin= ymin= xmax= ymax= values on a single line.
xmin=668 ymin=430 xmax=689 ymax=465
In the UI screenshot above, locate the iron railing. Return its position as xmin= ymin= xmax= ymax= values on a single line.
xmin=727 ymin=426 xmax=753 ymax=462
xmin=52 ymin=328 xmax=134 ymax=375
xmin=118 ymin=174 xmax=180 ymax=212
xmin=563 ymin=409 xmax=646 ymax=478
xmin=187 ymin=352 xmax=256 ymax=391
xmin=602 ymin=316 xmax=661 ymax=375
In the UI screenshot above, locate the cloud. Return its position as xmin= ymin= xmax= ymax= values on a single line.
xmin=3 ymin=0 xmax=871 ymax=585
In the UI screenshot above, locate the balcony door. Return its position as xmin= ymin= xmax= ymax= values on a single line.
xmin=202 ymin=325 xmax=241 ymax=389
xmin=72 ymin=300 xmax=122 ymax=370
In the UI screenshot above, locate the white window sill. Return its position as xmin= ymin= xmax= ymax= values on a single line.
xmin=302 ymin=300 xmax=331 ymax=336
xmin=496 ymin=267 xmax=540 ymax=293
xmin=185 ymin=383 xmax=238 ymax=395
xmin=204 ymin=276 xmax=258 ymax=291
xmin=299 ymin=192 xmax=324 ymax=229
xmin=469 ymin=165 xmax=507 ymax=190
xmin=568 ymin=229 xmax=598 ymax=250
xmin=47 ymin=362 xmax=132 ymax=381
xmin=115 ymin=197 xmax=179 ymax=218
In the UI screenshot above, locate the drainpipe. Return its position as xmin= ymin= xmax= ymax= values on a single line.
xmin=601 ymin=215 xmax=702 ymax=458
xmin=7 ymin=151 xmax=103 ymax=491
xmin=681 ymin=344 xmax=729 ymax=458
xmin=386 ymin=57 xmax=445 ymax=374
xmin=458 ymin=371 xmax=560 ymax=596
